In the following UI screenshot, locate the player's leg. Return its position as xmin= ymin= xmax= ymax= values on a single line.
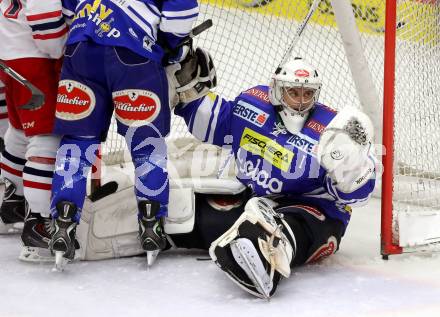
xmin=2 ymin=57 xmax=62 ymax=258
xmin=49 ymin=42 xmax=112 ymax=268
xmin=0 ymin=127 xmax=27 ymax=234
xmin=0 ymin=80 xmax=8 ymax=153
xmin=209 ymin=197 xmax=345 ymax=298
xmin=109 ymin=46 xmax=171 ymax=264
xmin=19 ymin=134 xmax=60 ymax=261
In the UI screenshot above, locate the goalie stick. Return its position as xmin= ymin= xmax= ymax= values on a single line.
xmin=0 ymin=60 xmax=45 ymax=110
xmin=275 ymin=0 xmax=321 ymax=73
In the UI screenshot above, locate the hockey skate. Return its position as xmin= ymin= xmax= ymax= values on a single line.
xmin=0 ymin=179 xmax=26 ymax=234
xmin=138 ymin=200 xmax=167 ymax=267
xmin=49 ymin=201 xmax=79 ymax=271
xmin=19 ymin=209 xmax=53 ymax=262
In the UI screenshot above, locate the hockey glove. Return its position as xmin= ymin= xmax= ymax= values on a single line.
xmin=167 ymin=39 xmax=193 ymax=64
xmin=317 ymin=106 xmax=376 ymax=192
xmin=209 ymin=197 xmax=296 ymax=299
xmin=166 ymin=47 xmax=217 ymax=108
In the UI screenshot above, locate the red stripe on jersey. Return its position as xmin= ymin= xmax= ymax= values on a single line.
xmin=0 ymin=113 xmax=8 ymax=119
xmin=28 ymin=156 xmax=56 ymax=164
xmin=0 ymin=163 xmax=23 ymax=177
xmin=26 ymin=10 xmax=62 ymax=22
xmin=32 ymin=26 xmax=68 ymax=40
xmin=0 ymin=87 xmax=5 ymax=94
xmin=23 ymin=180 xmax=52 ymax=191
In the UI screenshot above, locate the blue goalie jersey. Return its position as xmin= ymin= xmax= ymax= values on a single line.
xmin=175 ymin=86 xmax=376 ymax=229
xmin=62 ymin=0 xmax=199 ymax=62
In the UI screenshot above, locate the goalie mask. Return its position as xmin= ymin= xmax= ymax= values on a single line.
xmin=269 ymin=58 xmax=322 ymax=134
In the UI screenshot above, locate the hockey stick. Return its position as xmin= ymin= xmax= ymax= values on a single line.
xmin=163 ymin=19 xmax=213 ymax=62
xmin=0 ymin=60 xmax=45 ymax=110
xmin=275 ymin=0 xmax=321 ymax=73
xmin=176 ymin=19 xmax=213 ymax=49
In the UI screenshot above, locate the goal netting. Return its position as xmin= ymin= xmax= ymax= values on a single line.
xmin=96 ymin=0 xmax=440 ymax=255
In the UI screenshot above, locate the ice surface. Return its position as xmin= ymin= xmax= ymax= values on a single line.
xmin=1 ymin=192 xmax=440 ymax=317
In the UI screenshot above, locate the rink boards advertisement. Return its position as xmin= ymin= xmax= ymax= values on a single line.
xmin=201 ymin=0 xmax=438 ymax=43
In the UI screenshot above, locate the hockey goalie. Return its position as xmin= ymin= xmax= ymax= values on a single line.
xmin=71 ymin=53 xmax=377 ymax=299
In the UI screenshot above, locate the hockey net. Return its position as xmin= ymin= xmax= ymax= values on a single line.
xmin=96 ymin=0 xmax=440 ymax=255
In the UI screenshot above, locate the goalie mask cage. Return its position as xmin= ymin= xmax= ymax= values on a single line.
xmin=95 ymin=0 xmax=440 ymax=256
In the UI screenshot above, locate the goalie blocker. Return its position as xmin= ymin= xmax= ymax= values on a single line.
xmin=75 ymin=182 xmax=344 ymax=299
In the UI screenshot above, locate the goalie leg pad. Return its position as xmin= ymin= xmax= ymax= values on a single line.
xmin=209 ymin=197 xmax=295 ymax=298
xmin=276 ymin=204 xmax=345 ymax=264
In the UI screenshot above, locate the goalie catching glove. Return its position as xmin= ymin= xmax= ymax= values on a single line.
xmin=317 ymin=106 xmax=376 ymax=193
xmin=209 ymin=197 xmax=296 ymax=299
xmin=166 ymin=47 xmax=217 ymax=108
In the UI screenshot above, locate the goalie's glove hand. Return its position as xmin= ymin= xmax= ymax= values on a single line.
xmin=166 ymin=47 xmax=217 ymax=109
xmin=317 ymin=106 xmax=376 ymax=192
xmin=209 ymin=197 xmax=295 ymax=299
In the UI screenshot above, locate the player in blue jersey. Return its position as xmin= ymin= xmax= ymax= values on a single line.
xmin=165 ymin=56 xmax=377 ymax=298
xmin=49 ymin=0 xmax=199 ymax=269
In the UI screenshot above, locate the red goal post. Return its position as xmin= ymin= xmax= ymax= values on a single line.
xmin=381 ymin=0 xmax=440 ymax=257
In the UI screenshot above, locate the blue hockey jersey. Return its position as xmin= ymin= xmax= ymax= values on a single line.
xmin=175 ymin=85 xmax=376 ymax=229
xmin=62 ymin=0 xmax=199 ymax=62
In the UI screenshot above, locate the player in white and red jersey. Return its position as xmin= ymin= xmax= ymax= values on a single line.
xmin=0 ymin=0 xmax=68 ymax=261
xmin=0 ymin=80 xmax=7 ymax=149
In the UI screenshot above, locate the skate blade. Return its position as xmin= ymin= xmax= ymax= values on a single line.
xmin=146 ymin=250 xmax=160 ymax=267
xmin=19 ymin=246 xmax=54 ymax=263
xmin=52 ymin=251 xmax=70 ymax=272
xmin=230 ymin=238 xmax=273 ymax=299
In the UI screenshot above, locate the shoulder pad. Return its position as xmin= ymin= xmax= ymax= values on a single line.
xmin=239 ymin=85 xmax=271 ymax=106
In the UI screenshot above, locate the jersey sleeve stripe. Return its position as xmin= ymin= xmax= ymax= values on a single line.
xmin=161 ymin=7 xmax=199 ymax=18
xmin=29 ymin=18 xmax=65 ymax=32
xmin=162 ymin=13 xmax=199 ymax=21
xmin=26 ymin=10 xmax=62 ymax=22
xmin=207 ymin=96 xmax=221 ymax=143
xmin=32 ymin=26 xmax=68 ymax=40
xmin=190 ymin=96 xmax=217 ymax=142
xmin=145 ymin=3 xmax=160 ymax=18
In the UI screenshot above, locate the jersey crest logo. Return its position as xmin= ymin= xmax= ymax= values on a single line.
xmin=233 ymin=100 xmax=269 ymax=127
xmin=306 ymin=236 xmax=338 ymax=264
xmin=113 ymin=89 xmax=161 ymax=127
xmin=56 ymin=80 xmax=96 ymax=121
xmin=306 ymin=119 xmax=326 ymax=135
xmin=240 ymin=127 xmax=294 ymax=172
xmin=243 ymin=88 xmax=270 ymax=103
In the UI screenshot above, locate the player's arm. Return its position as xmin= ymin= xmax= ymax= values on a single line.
xmin=317 ymin=106 xmax=377 ymax=205
xmin=160 ymin=0 xmax=199 ymax=63
xmin=25 ymin=0 xmax=69 ymax=59
xmin=61 ymin=0 xmax=76 ymax=25
xmin=175 ymin=92 xmax=235 ymax=147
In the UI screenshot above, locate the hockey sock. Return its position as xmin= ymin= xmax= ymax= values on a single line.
xmin=129 ymin=136 xmax=169 ymax=218
xmin=1 ymin=149 xmax=25 ymax=196
xmin=51 ymin=135 xmax=99 ymax=222
xmin=23 ymin=158 xmax=55 ymax=217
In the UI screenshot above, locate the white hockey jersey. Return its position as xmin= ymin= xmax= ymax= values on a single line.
xmin=0 ymin=0 xmax=68 ymax=60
